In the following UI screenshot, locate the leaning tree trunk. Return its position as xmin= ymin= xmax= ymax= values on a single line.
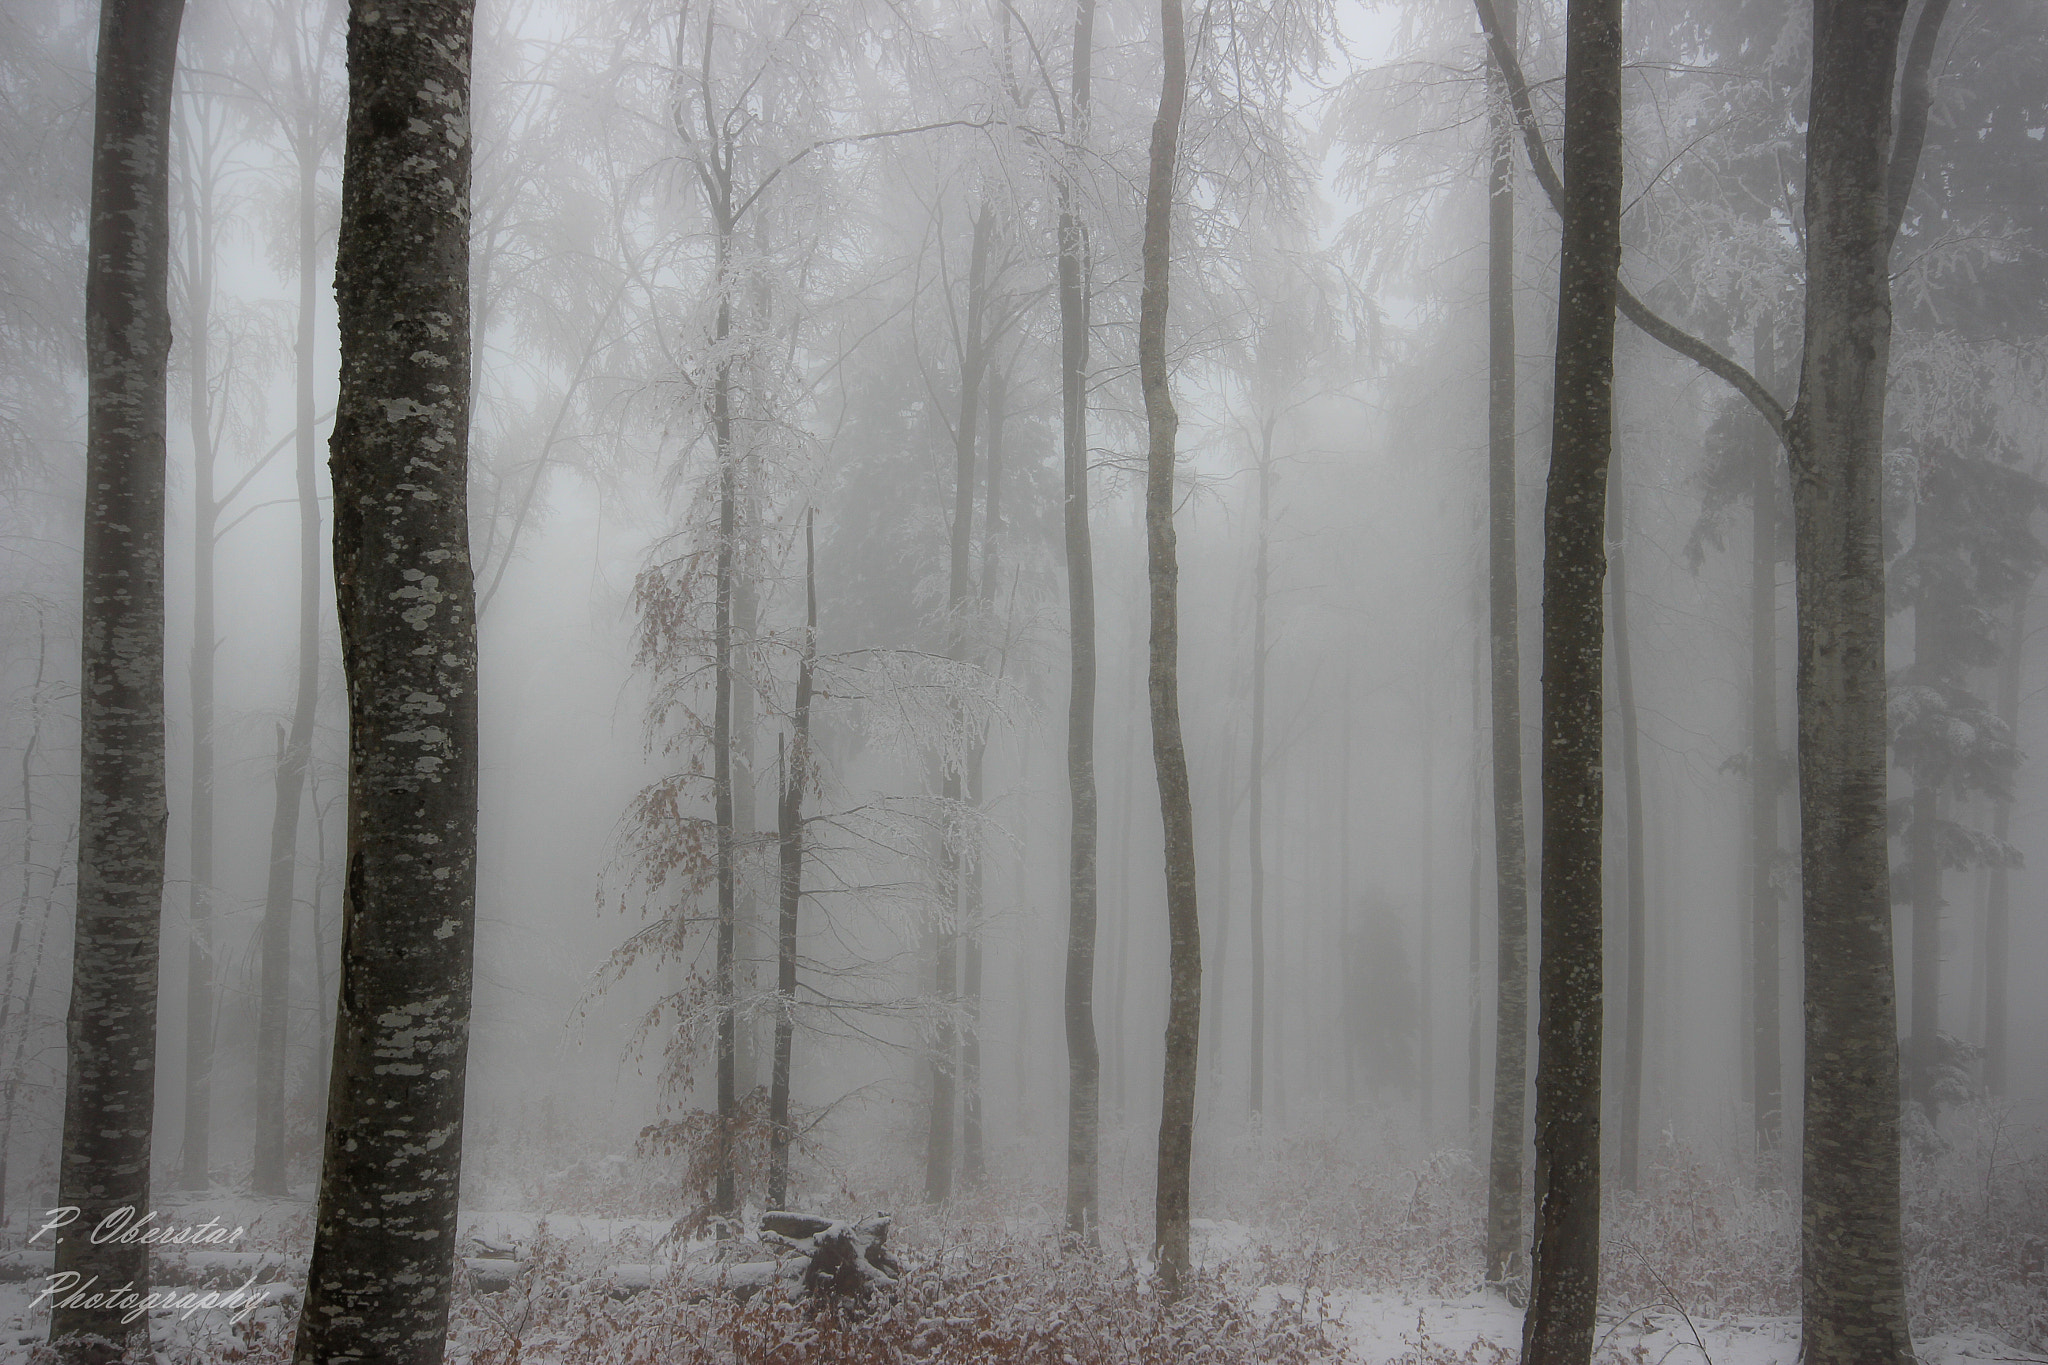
xmin=177 ymin=118 xmax=220 ymax=1195
xmin=1786 ymin=3 xmax=1916 ymax=1360
xmin=1139 ymin=0 xmax=1200 ymax=1298
xmin=293 ymin=0 xmax=477 ymax=1355
xmin=767 ymin=512 xmax=816 ymax=1210
xmin=1608 ymin=448 xmax=1647 ymax=1194
xmin=1480 ymin=0 xmax=1531 ymax=1294
xmin=1059 ymin=0 xmax=1101 ymax=1247
xmin=254 ymin=96 xmax=328 ymax=1199
xmin=1520 ymin=0 xmax=1623 ymax=1356
xmin=52 ymin=0 xmax=184 ymax=1355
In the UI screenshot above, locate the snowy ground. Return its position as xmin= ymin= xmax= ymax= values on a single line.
xmin=1 ymin=1205 xmax=2041 ymax=1363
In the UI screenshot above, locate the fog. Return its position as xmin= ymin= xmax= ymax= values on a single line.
xmin=4 ymin=0 xmax=2047 ymax=1358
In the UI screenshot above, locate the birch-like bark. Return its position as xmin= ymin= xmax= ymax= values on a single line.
xmin=53 ymin=0 xmax=184 ymax=1354
xmin=1139 ymin=0 xmax=1200 ymax=1297
xmin=1521 ymin=0 xmax=1623 ymax=1355
xmin=294 ymin=0 xmax=476 ymax=1354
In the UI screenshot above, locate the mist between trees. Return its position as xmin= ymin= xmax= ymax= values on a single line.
xmin=2 ymin=0 xmax=2047 ymax=1361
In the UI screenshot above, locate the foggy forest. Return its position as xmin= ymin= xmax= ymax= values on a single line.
xmin=1 ymin=0 xmax=2045 ymax=1360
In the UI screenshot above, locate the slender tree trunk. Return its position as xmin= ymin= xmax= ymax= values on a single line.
xmin=1787 ymin=4 xmax=1917 ymax=1359
xmin=710 ymin=190 xmax=741 ymax=1219
xmin=1248 ymin=449 xmax=1270 ymax=1117
xmin=254 ymin=101 xmax=329 ymax=1199
xmin=177 ymin=118 xmax=219 ymax=1194
xmin=928 ymin=203 xmax=990 ymax=1206
xmin=0 ymin=618 xmax=54 ymax=1231
xmin=1468 ymin=633 xmax=1486 ymax=1146
xmin=1420 ymin=720 xmax=1436 ymax=1140
xmin=1520 ymin=0 xmax=1623 ymax=1356
xmin=1749 ymin=322 xmax=1784 ymax=1185
xmin=1139 ymin=0 xmax=1200 ymax=1296
xmin=963 ymin=362 xmax=1008 ymax=1188
xmin=1481 ymin=0 xmax=1530 ymax=1294
xmin=1059 ymin=0 xmax=1101 ymax=1247
xmin=768 ymin=513 xmax=816 ymax=1210
xmin=293 ymin=0 xmax=476 ymax=1353
xmin=1206 ymin=736 xmax=1233 ymax=1080
xmin=1608 ymin=451 xmax=1646 ymax=1194
xmin=1985 ymin=590 xmax=2023 ymax=1096
xmin=52 ymin=0 xmax=183 ymax=1354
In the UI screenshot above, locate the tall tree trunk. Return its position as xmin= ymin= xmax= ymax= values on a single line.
xmin=254 ymin=96 xmax=329 ymax=1199
xmin=1139 ymin=0 xmax=1200 ymax=1297
xmin=1608 ymin=449 xmax=1646 ymax=1194
xmin=1787 ymin=3 xmax=1918 ymax=1359
xmin=1985 ymin=590 xmax=2023 ymax=1096
xmin=963 ymin=361 xmax=1008 ymax=1188
xmin=709 ymin=178 xmax=741 ymax=1219
xmin=768 ymin=513 xmax=816 ymax=1210
xmin=928 ymin=202 xmax=990 ymax=1205
xmin=52 ymin=0 xmax=183 ymax=1354
xmin=0 ymin=617 xmax=55 ymax=1231
xmin=1520 ymin=0 xmax=1622 ymax=1356
xmin=1748 ymin=322 xmax=1784 ymax=1186
xmin=1059 ymin=0 xmax=1101 ymax=1246
xmin=1481 ymin=0 xmax=1531 ymax=1295
xmin=177 ymin=115 xmax=219 ymax=1194
xmin=1420 ymin=718 xmax=1435 ymax=1139
xmin=1248 ymin=444 xmax=1270 ymax=1117
xmin=293 ymin=0 xmax=477 ymax=1353
xmin=1206 ymin=735 xmax=1233 ymax=1081
xmin=1467 ymin=634 xmax=1485 ymax=1146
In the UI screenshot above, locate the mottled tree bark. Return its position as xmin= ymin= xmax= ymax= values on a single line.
xmin=1520 ymin=0 xmax=1622 ymax=1356
xmin=767 ymin=513 xmax=816 ymax=1211
xmin=293 ymin=0 xmax=476 ymax=1355
xmin=51 ymin=0 xmax=184 ymax=1355
xmin=1480 ymin=0 xmax=1530 ymax=1294
xmin=1059 ymin=0 xmax=1101 ymax=1249
xmin=1139 ymin=0 xmax=1200 ymax=1298
xmin=1786 ymin=3 xmax=1916 ymax=1360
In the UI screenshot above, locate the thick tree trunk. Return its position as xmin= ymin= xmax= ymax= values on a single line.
xmin=293 ymin=0 xmax=477 ymax=1355
xmin=254 ymin=113 xmax=326 ymax=1200
xmin=767 ymin=514 xmax=816 ymax=1210
xmin=1608 ymin=454 xmax=1646 ymax=1194
xmin=1140 ymin=0 xmax=1200 ymax=1298
xmin=1787 ymin=4 xmax=1916 ymax=1360
xmin=52 ymin=0 xmax=183 ymax=1354
xmin=177 ymin=122 xmax=219 ymax=1194
xmin=1059 ymin=0 xmax=1101 ymax=1248
xmin=1985 ymin=590 xmax=2023 ymax=1096
xmin=1748 ymin=322 xmax=1783 ymax=1185
xmin=1481 ymin=0 xmax=1531 ymax=1294
xmin=1520 ymin=0 xmax=1622 ymax=1356
xmin=1248 ymin=448 xmax=1270 ymax=1117
xmin=927 ymin=203 xmax=990 ymax=1206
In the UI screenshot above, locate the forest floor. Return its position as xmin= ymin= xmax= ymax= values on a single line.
xmin=0 ymin=1107 xmax=2043 ymax=1363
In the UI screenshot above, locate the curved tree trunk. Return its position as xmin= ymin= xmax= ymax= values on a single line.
xmin=52 ymin=0 xmax=184 ymax=1354
xmin=1059 ymin=0 xmax=1101 ymax=1247
xmin=293 ymin=0 xmax=476 ymax=1354
xmin=1520 ymin=0 xmax=1623 ymax=1355
xmin=1139 ymin=0 xmax=1200 ymax=1298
